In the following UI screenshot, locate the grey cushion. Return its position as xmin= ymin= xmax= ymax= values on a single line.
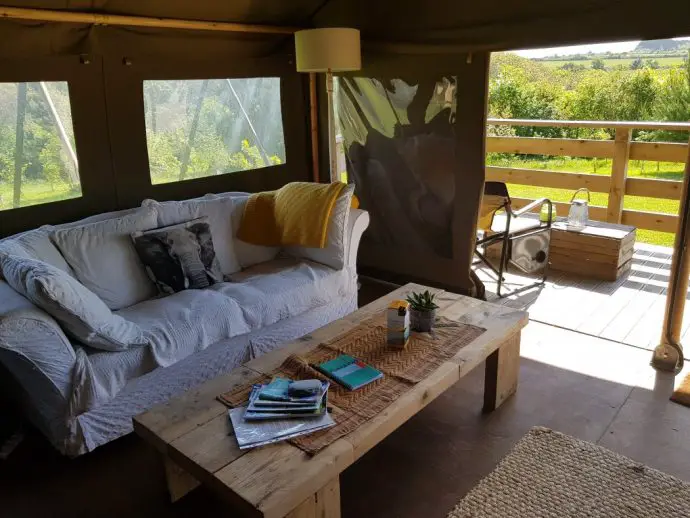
xmin=132 ymin=217 xmax=223 ymax=294
xmin=51 ymin=207 xmax=159 ymax=310
xmin=0 ymin=254 xmax=146 ymax=352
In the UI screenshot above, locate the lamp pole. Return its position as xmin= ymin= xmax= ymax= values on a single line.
xmin=326 ymin=69 xmax=338 ymax=183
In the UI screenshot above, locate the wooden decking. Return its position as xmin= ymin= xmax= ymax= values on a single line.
xmin=475 ymin=242 xmax=684 ymax=354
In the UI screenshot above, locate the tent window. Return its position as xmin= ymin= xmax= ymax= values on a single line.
xmin=0 ymin=81 xmax=81 ymax=212
xmin=143 ymin=78 xmax=286 ymax=185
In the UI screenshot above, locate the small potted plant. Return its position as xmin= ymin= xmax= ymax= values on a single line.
xmin=406 ymin=290 xmax=439 ymax=332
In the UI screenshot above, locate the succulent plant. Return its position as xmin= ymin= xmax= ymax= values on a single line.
xmin=406 ymin=290 xmax=439 ymax=312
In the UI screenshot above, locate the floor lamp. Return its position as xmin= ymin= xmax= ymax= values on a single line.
xmin=295 ymin=28 xmax=361 ymax=183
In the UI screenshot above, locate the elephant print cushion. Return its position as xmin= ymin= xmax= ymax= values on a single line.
xmin=131 ymin=217 xmax=224 ymax=295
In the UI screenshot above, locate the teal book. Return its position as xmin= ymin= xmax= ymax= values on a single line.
xmin=315 ymin=355 xmax=383 ymax=391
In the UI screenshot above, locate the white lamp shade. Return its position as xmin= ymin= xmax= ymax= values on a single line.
xmin=295 ymin=28 xmax=361 ymax=73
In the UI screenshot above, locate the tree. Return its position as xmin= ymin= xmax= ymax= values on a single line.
xmin=651 ymin=55 xmax=690 ymax=142
xmin=630 ymin=57 xmax=644 ymax=70
xmin=13 ymin=83 xmax=26 ymax=208
xmin=488 ymin=59 xmax=566 ymax=137
xmin=645 ymin=59 xmax=660 ymax=70
xmin=561 ymin=62 xmax=585 ymax=72
xmin=591 ymin=58 xmax=606 ymax=70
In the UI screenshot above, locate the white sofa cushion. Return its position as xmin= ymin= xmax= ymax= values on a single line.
xmin=56 ymin=207 xmax=141 ymax=229
xmin=284 ymin=183 xmax=354 ymax=270
xmin=0 ymin=226 xmax=74 ymax=275
xmin=227 ymin=195 xmax=280 ymax=268
xmin=0 ymin=254 xmax=146 ymax=352
xmin=212 ymin=257 xmax=355 ymax=329
xmin=143 ymin=197 xmax=240 ymax=276
xmin=116 ymin=288 xmax=250 ymax=368
xmin=51 ymin=207 xmax=159 ymax=310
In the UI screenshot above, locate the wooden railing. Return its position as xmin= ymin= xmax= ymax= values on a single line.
xmin=486 ymin=119 xmax=690 ymax=233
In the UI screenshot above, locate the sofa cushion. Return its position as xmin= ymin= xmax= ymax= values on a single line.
xmin=0 ymin=254 xmax=146 ymax=352
xmin=0 ymin=226 xmax=74 ymax=276
xmin=51 ymin=207 xmax=159 ymax=310
xmin=284 ymin=183 xmax=355 ymax=270
xmin=116 ymin=288 xmax=251 ymax=368
xmin=228 ymin=196 xmax=280 ymax=268
xmin=56 ymin=207 xmax=141 ymax=229
xmin=132 ymin=217 xmax=223 ymax=294
xmin=143 ymin=196 xmax=240 ymax=276
xmin=212 ymin=257 xmax=355 ymax=329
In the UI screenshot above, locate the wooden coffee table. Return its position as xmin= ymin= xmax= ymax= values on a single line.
xmin=134 ymin=283 xmax=528 ymax=518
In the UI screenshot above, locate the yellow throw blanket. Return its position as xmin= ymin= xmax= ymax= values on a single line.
xmin=237 ymin=182 xmax=358 ymax=249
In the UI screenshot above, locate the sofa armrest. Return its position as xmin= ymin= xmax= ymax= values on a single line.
xmin=346 ymin=208 xmax=370 ymax=269
xmin=0 ymin=281 xmax=77 ymax=444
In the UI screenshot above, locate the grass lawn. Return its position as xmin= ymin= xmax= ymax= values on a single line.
xmin=487 ymin=154 xmax=683 ymax=247
xmin=0 ymin=181 xmax=80 ymax=212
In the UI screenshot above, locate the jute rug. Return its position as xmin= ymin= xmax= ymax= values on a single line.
xmin=219 ymin=312 xmax=485 ymax=454
xmin=447 ymin=427 xmax=690 ymax=518
xmin=671 ymin=372 xmax=690 ymax=408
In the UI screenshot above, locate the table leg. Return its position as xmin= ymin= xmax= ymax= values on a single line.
xmin=286 ymin=476 xmax=341 ymax=518
xmin=163 ymin=456 xmax=200 ymax=503
xmin=483 ymin=332 xmax=521 ymax=413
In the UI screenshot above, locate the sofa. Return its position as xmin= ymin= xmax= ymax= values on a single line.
xmin=0 ymin=188 xmax=369 ymax=456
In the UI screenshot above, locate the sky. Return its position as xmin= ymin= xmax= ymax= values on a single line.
xmin=514 ymin=37 xmax=690 ymax=59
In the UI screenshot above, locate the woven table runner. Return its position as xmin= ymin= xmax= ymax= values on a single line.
xmin=218 ymin=312 xmax=485 ymax=455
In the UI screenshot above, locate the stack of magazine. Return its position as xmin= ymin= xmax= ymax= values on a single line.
xmin=229 ymin=377 xmax=335 ymax=449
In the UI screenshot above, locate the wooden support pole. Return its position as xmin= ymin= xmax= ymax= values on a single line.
xmin=607 ymin=127 xmax=631 ymax=224
xmin=0 ymin=6 xmax=299 ymax=34
xmin=652 ymin=139 xmax=690 ymax=373
xmin=309 ymin=72 xmax=320 ymax=183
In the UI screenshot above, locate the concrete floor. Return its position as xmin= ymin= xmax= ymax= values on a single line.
xmin=1 ymin=284 xmax=689 ymax=517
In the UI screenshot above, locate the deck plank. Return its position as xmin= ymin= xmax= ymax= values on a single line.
xmin=474 ymin=242 xmax=676 ymax=348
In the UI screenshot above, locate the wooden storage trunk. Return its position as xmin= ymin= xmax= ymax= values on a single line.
xmin=549 ymin=221 xmax=636 ymax=281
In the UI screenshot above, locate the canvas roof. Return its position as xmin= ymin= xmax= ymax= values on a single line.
xmin=0 ymin=0 xmax=687 ymax=58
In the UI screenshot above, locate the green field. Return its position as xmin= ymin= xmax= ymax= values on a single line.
xmin=540 ymin=56 xmax=685 ymax=69
xmin=0 ymin=181 xmax=80 ymax=211
xmin=487 ymin=155 xmax=683 ymax=247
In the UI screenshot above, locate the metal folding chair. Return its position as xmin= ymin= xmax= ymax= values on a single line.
xmin=475 ymin=182 xmax=554 ymax=297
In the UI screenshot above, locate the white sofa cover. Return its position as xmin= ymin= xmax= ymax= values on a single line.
xmin=0 ymin=192 xmax=369 ymax=456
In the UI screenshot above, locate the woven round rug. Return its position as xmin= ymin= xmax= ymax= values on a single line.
xmin=447 ymin=427 xmax=690 ymax=518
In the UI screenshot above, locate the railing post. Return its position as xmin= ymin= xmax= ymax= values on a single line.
xmin=606 ymin=127 xmax=632 ymax=223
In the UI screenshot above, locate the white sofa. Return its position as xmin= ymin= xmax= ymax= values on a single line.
xmin=0 ymin=190 xmax=369 ymax=456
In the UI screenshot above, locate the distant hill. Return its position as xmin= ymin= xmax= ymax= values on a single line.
xmin=636 ymin=39 xmax=690 ymax=52
xmin=532 ymin=39 xmax=689 ymax=69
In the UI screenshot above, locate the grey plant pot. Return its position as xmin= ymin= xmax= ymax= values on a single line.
xmin=410 ymin=308 xmax=436 ymax=332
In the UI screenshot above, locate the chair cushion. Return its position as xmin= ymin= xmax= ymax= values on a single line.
xmin=0 ymin=254 xmax=146 ymax=352
xmin=490 ymin=214 xmax=541 ymax=234
xmin=143 ymin=196 xmax=241 ymax=276
xmin=132 ymin=217 xmax=223 ymax=294
xmin=51 ymin=206 xmax=159 ymax=310
xmin=284 ymin=183 xmax=354 ymax=270
xmin=211 ymin=257 xmax=355 ymax=329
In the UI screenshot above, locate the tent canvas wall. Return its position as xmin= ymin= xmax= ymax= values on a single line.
xmin=0 ymin=0 xmax=687 ymax=294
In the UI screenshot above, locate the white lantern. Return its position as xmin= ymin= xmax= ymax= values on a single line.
xmin=567 ymin=188 xmax=590 ymax=230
